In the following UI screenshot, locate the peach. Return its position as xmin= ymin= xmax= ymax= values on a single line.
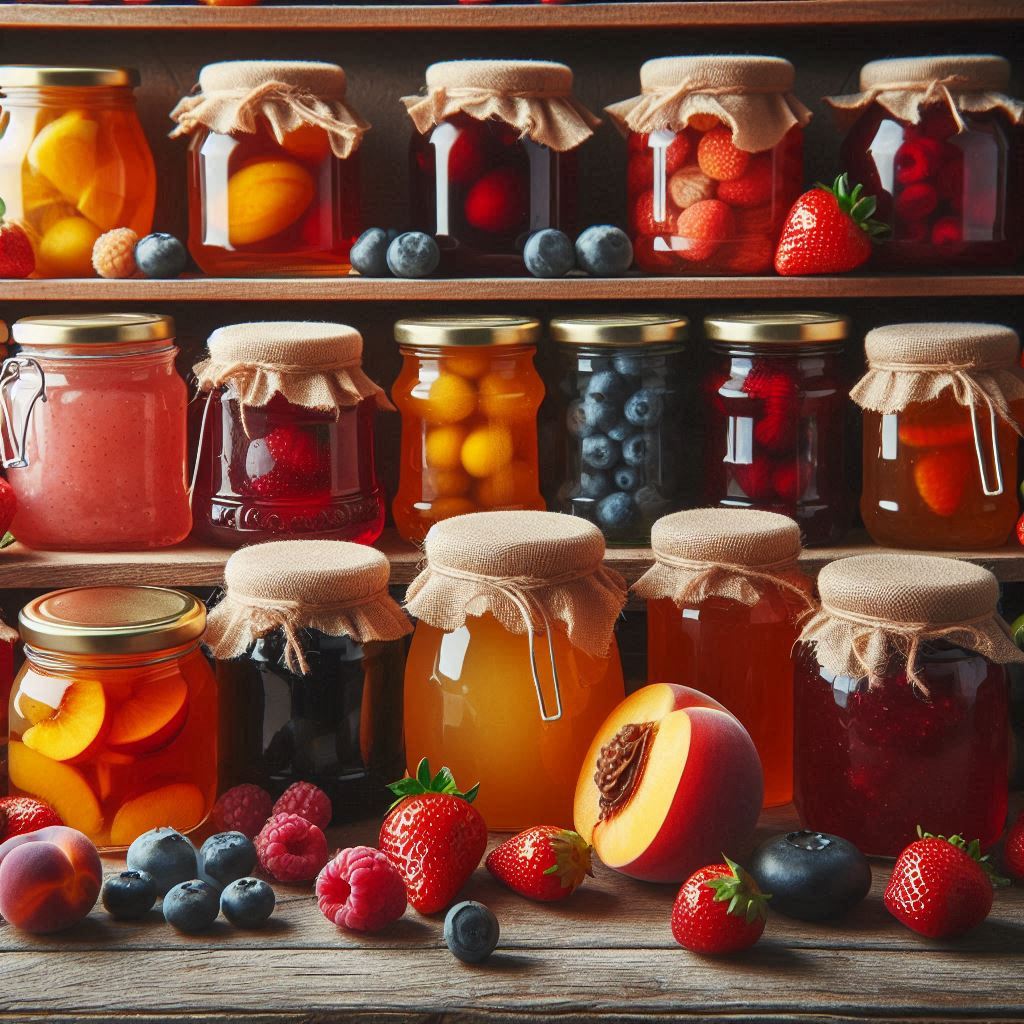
xmin=107 ymin=675 xmax=189 ymax=755
xmin=22 ymin=678 xmax=107 ymax=762
xmin=0 ymin=825 xmax=101 ymax=933
xmin=109 ymin=783 xmax=206 ymax=848
xmin=574 ymin=683 xmax=763 ymax=884
xmin=8 ymin=741 xmax=104 ymax=839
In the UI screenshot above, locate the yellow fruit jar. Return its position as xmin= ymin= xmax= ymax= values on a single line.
xmin=7 ymin=586 xmax=217 ymax=852
xmin=391 ymin=317 xmax=546 ymax=543
xmin=0 ymin=66 xmax=156 ymax=277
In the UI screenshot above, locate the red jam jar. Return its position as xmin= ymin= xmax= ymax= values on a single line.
xmin=702 ymin=312 xmax=852 ymax=547
xmin=794 ymin=553 xmax=1018 ymax=857
xmin=607 ymin=56 xmax=809 ymax=276
xmin=828 ymin=55 xmax=1024 ymax=269
xmin=191 ymin=321 xmax=389 ymax=547
xmin=404 ymin=60 xmax=598 ymax=275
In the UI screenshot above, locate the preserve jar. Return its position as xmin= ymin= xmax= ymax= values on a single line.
xmin=206 ymin=540 xmax=411 ymax=821
xmin=795 ymin=553 xmax=1018 ymax=856
xmin=828 ymin=55 xmax=1024 ymax=270
xmin=8 ymin=586 xmax=217 ymax=851
xmin=703 ymin=312 xmax=852 ymax=546
xmin=404 ymin=60 xmax=598 ymax=275
xmin=171 ymin=61 xmax=368 ymax=276
xmin=391 ymin=316 xmax=545 ymax=543
xmin=191 ymin=321 xmax=389 ymax=548
xmin=404 ymin=511 xmax=627 ymax=830
xmin=0 ymin=616 xmax=17 ymax=791
xmin=3 ymin=314 xmax=191 ymax=551
xmin=606 ymin=56 xmax=809 ymax=276
xmin=549 ymin=314 xmax=691 ymax=544
xmin=0 ymin=65 xmax=155 ymax=278
xmin=635 ymin=508 xmax=814 ymax=808
xmin=855 ymin=322 xmax=1023 ymax=550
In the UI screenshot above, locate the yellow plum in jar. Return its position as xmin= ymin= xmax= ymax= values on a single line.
xmin=425 ymin=425 xmax=468 ymax=470
xmin=27 ymin=111 xmax=99 ymax=204
xmin=461 ymin=425 xmax=514 ymax=478
xmin=37 ymin=216 xmax=102 ymax=277
xmin=419 ymin=373 xmax=477 ymax=425
xmin=227 ymin=159 xmax=315 ymax=246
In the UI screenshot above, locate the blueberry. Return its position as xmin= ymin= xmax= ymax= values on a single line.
xmin=613 ymin=354 xmax=644 ymax=377
xmin=135 ymin=233 xmax=187 ymax=279
xmin=386 ymin=231 xmax=440 ymax=278
xmin=127 ymin=828 xmax=199 ymax=897
xmin=582 ymin=396 xmax=620 ymax=433
xmin=585 ymin=370 xmax=629 ymax=404
xmin=350 ymin=227 xmax=393 ymax=277
xmin=163 ymin=880 xmax=220 ymax=933
xmin=578 ymin=470 xmax=611 ymax=500
xmin=621 ymin=433 xmax=650 ymax=467
xmin=200 ymin=832 xmax=257 ymax=888
xmin=444 ymin=900 xmax=500 ymax=964
xmin=101 ymin=869 xmax=157 ymax=921
xmin=575 ymin=225 xmax=634 ymax=277
xmin=582 ymin=434 xmax=620 ymax=470
xmin=220 ymin=877 xmax=276 ymax=929
xmin=523 ymin=228 xmax=575 ymax=278
xmin=614 ymin=466 xmax=640 ymax=491
xmin=596 ymin=491 xmax=636 ymax=532
xmin=624 ymin=388 xmax=664 ymax=428
xmin=607 ymin=419 xmax=632 ymax=442
xmin=635 ymin=484 xmax=671 ymax=521
xmin=565 ymin=400 xmax=594 ymax=439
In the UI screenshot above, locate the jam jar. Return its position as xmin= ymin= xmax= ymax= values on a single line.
xmin=404 ymin=60 xmax=598 ymax=275
xmin=549 ymin=314 xmax=691 ymax=545
xmin=829 ymin=55 xmax=1024 ymax=270
xmin=636 ymin=508 xmax=813 ymax=808
xmin=0 ymin=65 xmax=156 ymax=277
xmin=702 ymin=312 xmax=852 ymax=546
xmin=207 ymin=540 xmax=411 ymax=821
xmin=404 ymin=511 xmax=627 ymax=830
xmin=191 ymin=321 xmax=388 ymax=548
xmin=8 ymin=586 xmax=217 ymax=851
xmin=171 ymin=61 xmax=368 ymax=276
xmin=854 ymin=322 xmax=1023 ymax=550
xmin=606 ymin=56 xmax=809 ymax=276
xmin=794 ymin=553 xmax=1018 ymax=857
xmin=3 ymin=314 xmax=191 ymax=551
xmin=392 ymin=316 xmax=545 ymax=543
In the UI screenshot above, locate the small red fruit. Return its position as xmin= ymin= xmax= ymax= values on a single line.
xmin=732 ymin=459 xmax=774 ymax=502
xmin=264 ymin=425 xmax=328 ymax=482
xmin=676 ymin=199 xmax=735 ymax=262
xmin=0 ymin=199 xmax=35 ymax=279
xmin=1004 ymin=813 xmax=1024 ymax=880
xmin=895 ymin=182 xmax=939 ymax=223
xmin=486 ymin=826 xmax=593 ymax=903
xmin=893 ymin=136 xmax=943 ymax=185
xmin=212 ymin=784 xmax=273 ymax=839
xmin=0 ymin=797 xmax=63 ymax=841
xmin=627 ymin=151 xmax=654 ymax=197
xmin=272 ymin=780 xmax=332 ymax=830
xmin=447 ymin=125 xmax=487 ymax=185
xmin=913 ymin=447 xmax=973 ymax=517
xmin=717 ymin=154 xmax=774 ymax=209
xmin=464 ymin=166 xmax=528 ymax=234
xmin=931 ymin=216 xmax=963 ymax=247
xmin=255 ymin=812 xmax=329 ymax=883
xmin=697 ymin=126 xmax=751 ymax=182
xmin=316 ymin=846 xmax=407 ymax=933
xmin=632 ymin=190 xmax=671 ymax=236
xmin=663 ymin=132 xmax=692 ymax=176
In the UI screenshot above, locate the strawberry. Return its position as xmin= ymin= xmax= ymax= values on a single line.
xmin=0 ymin=796 xmax=63 ymax=840
xmin=264 ymin=425 xmax=328 ymax=482
xmin=697 ymin=126 xmax=751 ymax=182
xmin=663 ymin=131 xmax=692 ymax=176
xmin=486 ymin=826 xmax=593 ymax=903
xmin=884 ymin=828 xmax=1008 ymax=938
xmin=464 ymin=166 xmax=527 ymax=234
xmin=627 ymin=151 xmax=654 ymax=197
xmin=671 ymin=857 xmax=770 ymax=955
xmin=1004 ymin=813 xmax=1024 ymax=880
xmin=0 ymin=478 xmax=16 ymax=538
xmin=913 ymin=447 xmax=973 ymax=517
xmin=742 ymin=360 xmax=798 ymax=401
xmin=675 ymin=199 xmax=735 ymax=262
xmin=631 ymin=190 xmax=672 ymax=236
xmin=379 ymin=758 xmax=488 ymax=915
xmin=717 ymin=154 xmax=774 ymax=209
xmin=774 ymin=173 xmax=888 ymax=276
xmin=731 ymin=459 xmax=774 ymax=502
xmin=0 ymin=199 xmax=35 ymax=279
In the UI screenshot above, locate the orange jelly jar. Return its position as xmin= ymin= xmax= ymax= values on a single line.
xmin=7 ymin=586 xmax=217 ymax=851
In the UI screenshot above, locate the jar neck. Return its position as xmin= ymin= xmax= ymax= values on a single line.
xmin=400 ymin=343 xmax=534 ymax=358
xmin=1 ymin=85 xmax=137 ymax=109
xmin=23 ymin=639 xmax=201 ymax=673
xmin=559 ymin=342 xmax=685 ymax=357
xmin=19 ymin=343 xmax=178 ymax=364
xmin=714 ymin=342 xmax=843 ymax=358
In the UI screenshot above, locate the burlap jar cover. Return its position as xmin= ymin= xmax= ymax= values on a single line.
xmin=605 ymin=55 xmax=811 ymax=153
xmin=170 ymin=60 xmax=370 ymax=159
xmin=205 ymin=539 xmax=412 ymax=674
xmin=401 ymin=60 xmax=601 ymax=153
xmin=405 ymin=510 xmax=626 ymax=657
xmin=632 ymin=508 xmax=813 ymax=611
xmin=825 ymin=55 xmax=1024 ymax=131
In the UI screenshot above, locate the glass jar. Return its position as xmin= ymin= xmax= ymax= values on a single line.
xmin=0 ymin=65 xmax=156 ymax=278
xmin=8 ymin=586 xmax=217 ymax=851
xmin=702 ymin=312 xmax=852 ymax=547
xmin=549 ymin=314 xmax=690 ymax=545
xmin=4 ymin=314 xmax=191 ymax=551
xmin=392 ymin=316 xmax=545 ymax=543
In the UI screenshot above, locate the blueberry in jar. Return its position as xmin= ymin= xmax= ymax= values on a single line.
xmin=586 ymin=370 xmax=630 ymax=404
xmin=579 ymin=470 xmax=612 ymax=500
xmin=624 ymin=388 xmax=664 ymax=428
xmin=596 ymin=491 xmax=636 ymax=532
xmin=621 ymin=434 xmax=650 ymax=467
xmin=614 ymin=466 xmax=640 ymax=492
xmin=582 ymin=434 xmax=620 ymax=470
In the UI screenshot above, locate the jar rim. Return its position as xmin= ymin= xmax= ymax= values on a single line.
xmin=13 ymin=313 xmax=175 ymax=348
xmin=0 ymin=66 xmax=139 ymax=89
xmin=550 ymin=313 xmax=688 ymax=347
xmin=704 ymin=312 xmax=848 ymax=345
xmin=394 ymin=316 xmax=540 ymax=348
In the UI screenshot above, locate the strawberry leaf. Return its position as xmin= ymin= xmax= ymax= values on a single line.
xmin=917 ymin=827 xmax=1010 ymax=887
xmin=386 ymin=758 xmax=481 ymax=810
xmin=704 ymin=854 xmax=771 ymax=923
xmin=0 ymin=532 xmax=14 ymax=550
xmin=818 ymin=172 xmax=890 ymax=241
xmin=0 ymin=198 xmax=6 ymax=221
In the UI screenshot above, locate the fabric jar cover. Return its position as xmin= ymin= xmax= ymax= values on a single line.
xmin=401 ymin=59 xmax=601 ymax=153
xmin=170 ymin=60 xmax=370 ymax=159
xmin=605 ymin=54 xmax=811 ymax=153
xmin=405 ymin=510 xmax=627 ymax=658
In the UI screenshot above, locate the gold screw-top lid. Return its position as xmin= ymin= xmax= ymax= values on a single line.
xmin=20 ymin=586 xmax=206 ymax=655
xmin=704 ymin=312 xmax=849 ymax=345
xmin=0 ymin=66 xmax=139 ymax=89
xmin=549 ymin=313 xmax=689 ymax=347
xmin=395 ymin=316 xmax=541 ymax=348
xmin=13 ymin=313 xmax=175 ymax=347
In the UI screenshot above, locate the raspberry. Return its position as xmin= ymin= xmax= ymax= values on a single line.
xmin=272 ymin=781 xmax=332 ymax=830
xmin=893 ymin=136 xmax=942 ymax=185
xmin=753 ymin=398 xmax=798 ymax=452
xmin=697 ymin=126 xmax=751 ymax=182
xmin=316 ymin=846 xmax=407 ymax=933
xmin=212 ymin=784 xmax=273 ymax=839
xmin=92 ymin=227 xmax=138 ymax=279
xmin=717 ymin=153 xmax=774 ymax=209
xmin=742 ymin=361 xmax=798 ymax=401
xmin=256 ymin=813 xmax=329 ymax=883
xmin=894 ymin=182 xmax=938 ymax=223
xmin=668 ymin=166 xmax=716 ymax=210
xmin=931 ymin=215 xmax=963 ymax=246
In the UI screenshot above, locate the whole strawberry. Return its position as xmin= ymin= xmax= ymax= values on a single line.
xmin=379 ymin=758 xmax=487 ymax=915
xmin=884 ymin=828 xmax=1008 ymax=938
xmin=0 ymin=796 xmax=63 ymax=840
xmin=1004 ymin=813 xmax=1024 ymax=880
xmin=671 ymin=856 xmax=770 ymax=955
xmin=486 ymin=826 xmax=593 ymax=903
xmin=774 ymin=173 xmax=888 ymax=276
xmin=0 ymin=199 xmax=35 ymax=279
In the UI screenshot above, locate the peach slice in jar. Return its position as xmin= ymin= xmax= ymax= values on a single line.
xmin=26 ymin=110 xmax=99 ymax=205
xmin=109 ymin=782 xmax=206 ymax=848
xmin=7 ymin=740 xmax=104 ymax=839
xmin=21 ymin=678 xmax=107 ymax=763
xmin=107 ymin=674 xmax=189 ymax=756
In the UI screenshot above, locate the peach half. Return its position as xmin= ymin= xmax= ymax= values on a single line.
xmin=574 ymin=683 xmax=763 ymax=884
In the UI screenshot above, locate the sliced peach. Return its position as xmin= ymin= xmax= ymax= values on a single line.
xmin=107 ymin=675 xmax=189 ymax=756
xmin=7 ymin=741 xmax=104 ymax=839
xmin=14 ymin=674 xmax=72 ymax=726
xmin=22 ymin=678 xmax=107 ymax=763
xmin=109 ymin=783 xmax=206 ymax=848
xmin=27 ymin=110 xmax=99 ymax=203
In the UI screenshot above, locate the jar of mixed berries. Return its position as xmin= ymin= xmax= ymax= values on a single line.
xmin=795 ymin=553 xmax=1019 ymax=856
xmin=606 ymin=56 xmax=809 ymax=276
xmin=404 ymin=60 xmax=599 ymax=275
xmin=828 ymin=55 xmax=1024 ymax=269
xmin=854 ymin=322 xmax=1024 ymax=550
xmin=549 ymin=314 xmax=691 ymax=544
xmin=191 ymin=321 xmax=389 ymax=547
xmin=171 ymin=60 xmax=368 ymax=276
xmin=702 ymin=312 xmax=852 ymax=546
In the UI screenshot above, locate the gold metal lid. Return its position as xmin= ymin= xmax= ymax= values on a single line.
xmin=395 ymin=316 xmax=541 ymax=348
xmin=12 ymin=313 xmax=175 ymax=347
xmin=20 ymin=586 xmax=206 ymax=655
xmin=0 ymin=66 xmax=140 ymax=89
xmin=550 ymin=313 xmax=689 ymax=347
xmin=704 ymin=312 xmax=849 ymax=345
